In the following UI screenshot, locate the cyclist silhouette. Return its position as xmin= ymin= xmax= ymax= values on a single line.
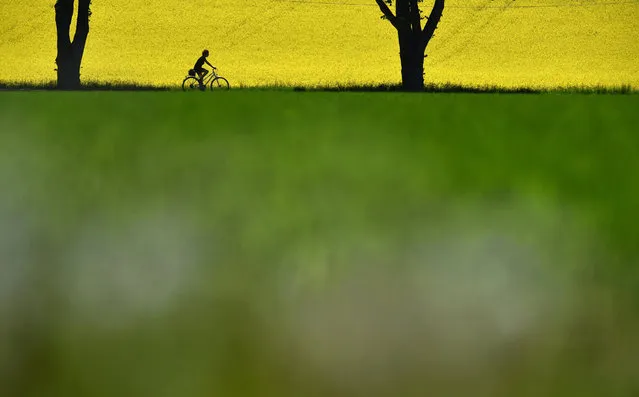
xmin=193 ymin=49 xmax=215 ymax=84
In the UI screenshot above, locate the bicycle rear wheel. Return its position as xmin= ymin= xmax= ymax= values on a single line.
xmin=210 ymin=77 xmax=230 ymax=91
xmin=182 ymin=77 xmax=205 ymax=92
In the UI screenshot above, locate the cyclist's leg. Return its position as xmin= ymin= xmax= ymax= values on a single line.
xmin=196 ymin=68 xmax=205 ymax=82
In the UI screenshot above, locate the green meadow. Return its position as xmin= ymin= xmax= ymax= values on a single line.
xmin=1 ymin=91 xmax=639 ymax=396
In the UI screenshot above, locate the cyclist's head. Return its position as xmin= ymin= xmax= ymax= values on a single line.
xmin=202 ymin=49 xmax=209 ymax=57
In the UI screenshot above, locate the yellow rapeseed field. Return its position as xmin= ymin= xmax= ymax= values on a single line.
xmin=1 ymin=0 xmax=638 ymax=87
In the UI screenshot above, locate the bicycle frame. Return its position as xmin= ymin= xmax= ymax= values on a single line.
xmin=182 ymin=67 xmax=229 ymax=91
xmin=198 ymin=69 xmax=220 ymax=85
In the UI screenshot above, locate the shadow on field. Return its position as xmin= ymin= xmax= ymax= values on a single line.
xmin=0 ymin=81 xmax=170 ymax=92
xmin=1 ymin=80 xmax=636 ymax=94
xmin=290 ymin=83 xmax=637 ymax=94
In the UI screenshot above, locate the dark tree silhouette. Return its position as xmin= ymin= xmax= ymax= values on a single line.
xmin=55 ymin=0 xmax=92 ymax=89
xmin=375 ymin=0 xmax=444 ymax=91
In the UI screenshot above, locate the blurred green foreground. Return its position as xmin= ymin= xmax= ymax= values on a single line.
xmin=1 ymin=92 xmax=638 ymax=397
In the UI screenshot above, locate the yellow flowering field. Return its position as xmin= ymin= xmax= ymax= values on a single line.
xmin=1 ymin=0 xmax=638 ymax=87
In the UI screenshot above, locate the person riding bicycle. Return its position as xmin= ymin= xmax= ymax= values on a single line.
xmin=193 ymin=49 xmax=215 ymax=85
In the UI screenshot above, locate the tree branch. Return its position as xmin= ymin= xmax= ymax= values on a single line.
xmin=422 ymin=0 xmax=444 ymax=46
xmin=375 ymin=0 xmax=400 ymax=30
xmin=408 ymin=0 xmax=421 ymax=33
xmin=55 ymin=0 xmax=74 ymax=63
xmin=72 ymin=0 xmax=91 ymax=57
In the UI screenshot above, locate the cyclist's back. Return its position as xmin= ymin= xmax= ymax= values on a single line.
xmin=194 ymin=55 xmax=207 ymax=70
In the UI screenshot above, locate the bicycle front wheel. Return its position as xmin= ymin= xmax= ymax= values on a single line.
xmin=182 ymin=77 xmax=204 ymax=92
xmin=210 ymin=77 xmax=230 ymax=91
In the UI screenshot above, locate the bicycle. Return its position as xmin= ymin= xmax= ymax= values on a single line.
xmin=182 ymin=67 xmax=230 ymax=92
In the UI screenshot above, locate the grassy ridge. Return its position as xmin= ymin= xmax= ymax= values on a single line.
xmin=1 ymin=80 xmax=638 ymax=94
xmin=1 ymin=92 xmax=639 ymax=396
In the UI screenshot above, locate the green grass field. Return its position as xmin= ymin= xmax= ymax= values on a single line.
xmin=1 ymin=92 xmax=639 ymax=397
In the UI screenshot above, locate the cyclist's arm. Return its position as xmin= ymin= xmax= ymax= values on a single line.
xmin=205 ymin=60 xmax=215 ymax=68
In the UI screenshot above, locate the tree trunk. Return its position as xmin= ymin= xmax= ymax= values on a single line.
xmin=55 ymin=0 xmax=91 ymax=90
xmin=401 ymin=55 xmax=424 ymax=92
xmin=399 ymin=32 xmax=424 ymax=92
xmin=56 ymin=57 xmax=82 ymax=90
